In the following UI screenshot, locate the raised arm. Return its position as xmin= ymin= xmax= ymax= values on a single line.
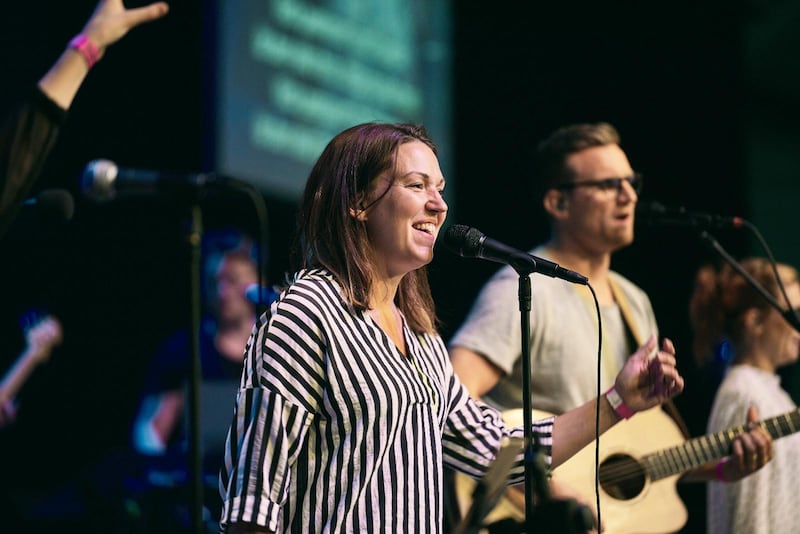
xmin=38 ymin=0 xmax=169 ymax=110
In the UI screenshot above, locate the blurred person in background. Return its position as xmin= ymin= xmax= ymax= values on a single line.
xmin=690 ymin=258 xmax=800 ymax=534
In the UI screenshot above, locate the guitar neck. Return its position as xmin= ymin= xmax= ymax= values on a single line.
xmin=644 ymin=408 xmax=800 ymax=481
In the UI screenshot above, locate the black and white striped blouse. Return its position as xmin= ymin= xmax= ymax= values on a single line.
xmin=219 ymin=269 xmax=554 ymax=533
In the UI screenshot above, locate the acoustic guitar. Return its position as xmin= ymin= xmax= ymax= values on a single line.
xmin=457 ymin=406 xmax=800 ymax=533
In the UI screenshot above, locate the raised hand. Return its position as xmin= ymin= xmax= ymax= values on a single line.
xmin=37 ymin=0 xmax=169 ymax=109
xmin=81 ymin=0 xmax=170 ymax=54
xmin=615 ymin=335 xmax=684 ymax=414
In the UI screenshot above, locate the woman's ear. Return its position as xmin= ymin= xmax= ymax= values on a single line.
xmin=743 ymin=308 xmax=764 ymax=332
xmin=349 ymin=207 xmax=367 ymax=221
xmin=349 ymin=198 xmax=368 ymax=221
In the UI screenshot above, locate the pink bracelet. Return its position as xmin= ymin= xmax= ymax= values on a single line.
xmin=605 ymin=386 xmax=635 ymax=419
xmin=715 ymin=459 xmax=730 ymax=482
xmin=68 ymin=34 xmax=101 ymax=69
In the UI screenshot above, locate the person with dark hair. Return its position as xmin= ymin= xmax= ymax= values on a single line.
xmin=133 ymin=230 xmax=260 ymax=460
xmin=0 ymin=0 xmax=169 ymax=238
xmin=448 ymin=122 xmax=772 ymax=531
xmin=129 ymin=229 xmax=261 ymax=527
xmin=690 ymin=259 xmax=800 ymax=533
xmin=218 ymin=122 xmax=686 ymax=533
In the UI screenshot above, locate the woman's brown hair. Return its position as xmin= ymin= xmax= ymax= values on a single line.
xmin=292 ymin=122 xmax=439 ymax=334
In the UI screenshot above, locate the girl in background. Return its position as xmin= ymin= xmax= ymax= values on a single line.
xmin=690 ymin=258 xmax=799 ymax=533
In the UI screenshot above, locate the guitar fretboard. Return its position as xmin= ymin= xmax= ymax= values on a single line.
xmin=644 ymin=408 xmax=800 ymax=481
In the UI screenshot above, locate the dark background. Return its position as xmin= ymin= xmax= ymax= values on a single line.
xmin=1 ymin=0 xmax=798 ymax=532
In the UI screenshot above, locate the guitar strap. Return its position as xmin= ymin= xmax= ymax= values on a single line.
xmin=609 ymin=278 xmax=691 ymax=438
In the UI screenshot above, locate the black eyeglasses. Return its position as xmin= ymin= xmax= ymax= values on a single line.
xmin=556 ymin=172 xmax=643 ymax=196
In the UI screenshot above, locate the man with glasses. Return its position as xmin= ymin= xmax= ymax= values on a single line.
xmin=447 ymin=122 xmax=771 ymax=532
xmin=450 ymin=122 xmax=654 ymax=419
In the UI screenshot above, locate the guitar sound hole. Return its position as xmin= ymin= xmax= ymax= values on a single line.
xmin=598 ymin=453 xmax=646 ymax=500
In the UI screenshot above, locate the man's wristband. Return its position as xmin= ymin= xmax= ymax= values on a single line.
xmin=605 ymin=386 xmax=634 ymax=420
xmin=715 ymin=458 xmax=731 ymax=483
xmin=68 ymin=34 xmax=101 ymax=69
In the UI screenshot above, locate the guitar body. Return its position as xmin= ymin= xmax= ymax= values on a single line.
xmin=552 ymin=407 xmax=688 ymax=533
xmin=456 ymin=408 xmax=688 ymax=534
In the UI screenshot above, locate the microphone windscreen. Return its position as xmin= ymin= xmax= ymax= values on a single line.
xmin=31 ymin=189 xmax=75 ymax=224
xmin=635 ymin=200 xmax=686 ymax=227
xmin=442 ymin=224 xmax=469 ymax=252
xmin=442 ymin=224 xmax=483 ymax=257
xmin=81 ymin=159 xmax=118 ymax=201
xmin=635 ymin=200 xmax=667 ymax=216
xmin=6 ymin=189 xmax=75 ymax=239
xmin=243 ymin=283 xmax=279 ymax=305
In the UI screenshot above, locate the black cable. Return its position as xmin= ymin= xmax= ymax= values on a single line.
xmin=223 ymin=178 xmax=271 ymax=313
xmin=739 ymin=219 xmax=800 ymax=327
xmin=700 ymin=230 xmax=800 ymax=333
xmin=586 ymin=282 xmax=602 ymax=533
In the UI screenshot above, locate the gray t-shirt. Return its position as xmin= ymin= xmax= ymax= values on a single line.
xmin=449 ymin=246 xmax=658 ymax=415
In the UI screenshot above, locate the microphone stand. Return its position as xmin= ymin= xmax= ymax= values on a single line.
xmin=506 ymin=254 xmax=553 ymax=531
xmin=699 ymin=231 xmax=800 ymax=333
xmin=518 ymin=269 xmax=539 ymax=529
xmin=186 ymin=200 xmax=204 ymax=534
xmin=508 ymin=254 xmax=593 ymax=534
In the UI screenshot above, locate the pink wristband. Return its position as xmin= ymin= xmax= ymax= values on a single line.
xmin=715 ymin=459 xmax=730 ymax=482
xmin=69 ymin=34 xmax=101 ymax=69
xmin=605 ymin=386 xmax=634 ymax=419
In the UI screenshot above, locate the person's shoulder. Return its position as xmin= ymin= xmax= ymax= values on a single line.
xmin=523 ymin=246 xmax=574 ymax=298
xmin=715 ymin=366 xmax=763 ymax=406
xmin=286 ymin=268 xmax=338 ymax=291
xmin=471 ymin=243 xmax=551 ymax=287
xmin=609 ymin=270 xmax=648 ymax=298
xmin=279 ymin=269 xmax=343 ymax=308
xmin=530 ymin=244 xmax=550 ymax=257
xmin=725 ymin=365 xmax=775 ymax=389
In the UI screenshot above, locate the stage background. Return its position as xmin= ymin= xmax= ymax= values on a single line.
xmin=1 ymin=1 xmax=798 ymax=532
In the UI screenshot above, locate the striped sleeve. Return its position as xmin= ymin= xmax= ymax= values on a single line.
xmin=441 ymin=364 xmax=554 ymax=485
xmin=219 ymin=277 xmax=328 ymax=531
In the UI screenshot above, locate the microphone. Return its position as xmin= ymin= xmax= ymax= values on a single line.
xmin=21 ymin=189 xmax=75 ymax=224
xmin=81 ymin=159 xmax=219 ymax=201
xmin=636 ymin=201 xmax=744 ymax=229
xmin=3 ymin=189 xmax=75 ymax=240
xmin=244 ymin=283 xmax=280 ymax=305
xmin=442 ymin=225 xmax=588 ymax=285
